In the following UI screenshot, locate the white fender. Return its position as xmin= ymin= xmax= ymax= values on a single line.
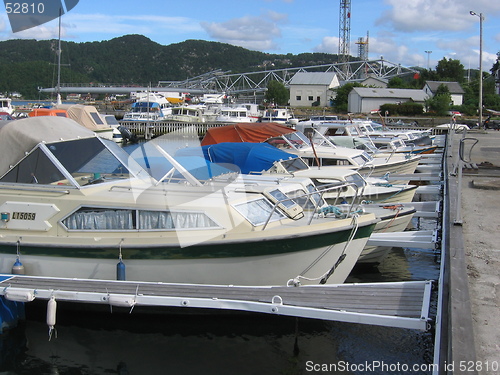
xmin=47 ymin=296 xmax=57 ymax=329
xmin=108 ymin=295 xmax=136 ymax=308
xmin=4 ymin=289 xmax=35 ymax=302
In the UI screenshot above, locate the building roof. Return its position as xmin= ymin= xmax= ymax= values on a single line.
xmin=289 ymin=72 xmax=338 ymax=86
xmin=424 ymin=81 xmax=465 ymax=94
xmin=350 ymin=87 xmax=429 ymax=101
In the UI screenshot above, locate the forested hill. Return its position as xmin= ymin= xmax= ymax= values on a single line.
xmin=0 ymin=34 xmax=340 ymax=98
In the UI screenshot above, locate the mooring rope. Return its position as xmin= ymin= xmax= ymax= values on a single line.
xmin=288 ymin=214 xmax=360 ymax=286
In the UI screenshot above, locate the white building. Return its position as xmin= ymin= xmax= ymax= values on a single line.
xmin=289 ymin=72 xmax=340 ymax=107
xmin=348 ymin=87 xmax=429 ymax=114
xmin=423 ymin=81 xmax=464 ymax=106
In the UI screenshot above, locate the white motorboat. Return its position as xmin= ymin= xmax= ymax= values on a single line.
xmin=179 ymin=142 xmax=418 ymax=204
xmin=0 ymin=116 xmax=379 ymax=286
xmin=122 ymin=92 xmax=173 ymax=122
xmin=261 ymin=107 xmax=298 ymax=126
xmin=202 ymin=123 xmax=422 ymax=184
xmin=0 ymin=97 xmax=14 ymax=115
xmin=215 ymin=105 xmax=258 ymax=123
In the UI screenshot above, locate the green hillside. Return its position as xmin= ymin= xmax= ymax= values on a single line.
xmin=0 ymin=35 xmax=340 ymax=98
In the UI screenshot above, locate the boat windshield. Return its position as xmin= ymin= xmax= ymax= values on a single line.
xmin=344 ymin=173 xmax=367 ymax=188
xmin=0 ymin=137 xmax=147 ymax=187
xmin=280 ymin=157 xmax=309 ymax=172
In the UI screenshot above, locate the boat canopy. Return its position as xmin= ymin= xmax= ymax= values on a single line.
xmin=201 ymin=123 xmax=295 ymax=145
xmin=55 ymin=104 xmax=111 ymax=132
xmin=0 ymin=116 xmax=146 ymax=186
xmin=176 ymin=142 xmax=300 ymax=174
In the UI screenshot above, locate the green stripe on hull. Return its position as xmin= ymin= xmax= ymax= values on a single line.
xmin=0 ymin=224 xmax=375 ymax=260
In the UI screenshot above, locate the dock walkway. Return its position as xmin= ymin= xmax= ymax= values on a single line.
xmin=0 ymin=274 xmax=432 ymax=331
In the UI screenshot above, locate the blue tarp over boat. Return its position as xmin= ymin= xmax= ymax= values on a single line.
xmin=175 ymin=142 xmax=299 ymax=174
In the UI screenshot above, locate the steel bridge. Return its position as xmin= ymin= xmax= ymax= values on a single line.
xmin=40 ymin=59 xmax=417 ymax=96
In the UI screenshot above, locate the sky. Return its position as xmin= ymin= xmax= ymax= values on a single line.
xmin=1 ymin=0 xmax=499 ymax=73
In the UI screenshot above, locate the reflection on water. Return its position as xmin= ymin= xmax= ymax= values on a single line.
xmin=1 ymin=302 xmax=435 ymax=375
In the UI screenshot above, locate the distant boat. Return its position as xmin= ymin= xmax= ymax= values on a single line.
xmin=122 ymin=92 xmax=173 ymax=122
xmin=216 ymin=105 xmax=258 ymax=123
xmin=0 ymin=97 xmax=14 ymax=115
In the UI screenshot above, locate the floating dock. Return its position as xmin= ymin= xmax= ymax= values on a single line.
xmin=0 ymin=274 xmax=432 ymax=331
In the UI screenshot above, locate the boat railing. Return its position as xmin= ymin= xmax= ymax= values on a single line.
xmin=261 ymin=181 xmax=360 ymax=230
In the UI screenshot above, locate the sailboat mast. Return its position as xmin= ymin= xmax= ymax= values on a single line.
xmin=56 ymin=8 xmax=62 ymax=104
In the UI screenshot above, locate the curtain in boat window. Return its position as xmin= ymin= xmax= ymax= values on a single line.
xmin=63 ymin=209 xmax=134 ymax=230
xmin=138 ymin=211 xmax=217 ymax=229
xmin=63 ymin=208 xmax=218 ymax=230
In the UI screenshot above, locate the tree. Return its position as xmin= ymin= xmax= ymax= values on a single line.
xmin=387 ymin=76 xmax=408 ymax=89
xmin=436 ymin=58 xmax=465 ymax=82
xmin=332 ymin=82 xmax=364 ymax=112
xmin=265 ymin=80 xmax=289 ymax=106
xmin=425 ymin=84 xmax=452 ymax=115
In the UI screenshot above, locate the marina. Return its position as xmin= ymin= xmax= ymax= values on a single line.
xmin=0 ymin=116 xmax=494 ymax=374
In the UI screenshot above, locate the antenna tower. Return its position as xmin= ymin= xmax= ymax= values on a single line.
xmin=356 ymin=31 xmax=369 ymax=61
xmin=338 ymin=0 xmax=351 ymax=75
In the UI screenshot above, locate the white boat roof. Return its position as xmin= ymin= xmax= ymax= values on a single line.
xmin=0 ymin=116 xmax=95 ymax=176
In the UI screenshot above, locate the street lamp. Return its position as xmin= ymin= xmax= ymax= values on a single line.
xmin=424 ymin=51 xmax=432 ymax=70
xmin=470 ymin=10 xmax=484 ymax=128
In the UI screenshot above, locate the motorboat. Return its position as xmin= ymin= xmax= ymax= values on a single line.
xmin=177 ymin=142 xmax=418 ymax=204
xmin=201 ymin=123 xmax=422 ymax=184
xmin=296 ymin=119 xmax=434 ymax=146
xmin=177 ymin=142 xmax=417 ymax=266
xmin=0 ymin=97 xmax=14 ymax=115
xmin=0 ymin=116 xmax=379 ymax=286
xmin=28 ymin=104 xmax=116 ymax=141
xmin=347 ymin=203 xmax=416 ymax=265
xmin=215 ymin=106 xmax=258 ymax=123
xmin=260 ymin=107 xmax=298 ymax=126
xmin=122 ymin=92 xmax=173 ymax=122
xmin=327 ymin=135 xmax=438 ymax=155
xmin=165 ymin=105 xmax=208 ymax=123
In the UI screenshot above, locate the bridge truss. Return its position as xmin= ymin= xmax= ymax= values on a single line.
xmin=157 ymin=59 xmax=417 ymax=95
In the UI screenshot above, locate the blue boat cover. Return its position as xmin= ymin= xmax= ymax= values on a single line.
xmin=175 ymin=142 xmax=298 ymax=174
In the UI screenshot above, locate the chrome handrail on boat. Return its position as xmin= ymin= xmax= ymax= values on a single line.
xmin=261 ymin=181 xmax=360 ymax=230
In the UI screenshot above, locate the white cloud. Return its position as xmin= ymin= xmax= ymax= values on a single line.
xmin=201 ymin=15 xmax=283 ymax=51
xmin=314 ymin=36 xmax=339 ymax=53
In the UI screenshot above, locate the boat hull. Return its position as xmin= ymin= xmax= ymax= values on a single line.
xmin=357 ymin=205 xmax=416 ymax=264
xmin=0 ymin=217 xmax=377 ymax=286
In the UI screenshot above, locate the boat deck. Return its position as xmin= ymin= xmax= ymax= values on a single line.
xmin=0 ymin=274 xmax=432 ymax=331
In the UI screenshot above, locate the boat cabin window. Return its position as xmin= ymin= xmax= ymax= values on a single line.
xmin=0 ymin=147 xmax=66 ymax=185
xmin=233 ymin=198 xmax=286 ymax=226
xmin=303 ymin=157 xmax=353 ymax=167
xmin=286 ymin=184 xmax=325 ymax=209
xmin=280 ymin=157 xmax=309 ymax=172
xmin=344 ymin=173 xmax=366 ymax=188
xmin=89 ymin=112 xmax=105 ymax=125
xmin=62 ymin=207 xmax=219 ymax=231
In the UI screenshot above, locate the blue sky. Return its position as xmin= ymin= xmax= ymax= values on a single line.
xmin=1 ymin=0 xmax=499 ymax=72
